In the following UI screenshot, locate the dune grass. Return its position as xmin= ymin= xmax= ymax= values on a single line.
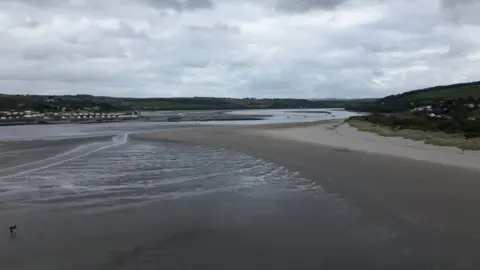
xmin=347 ymin=119 xmax=480 ymax=150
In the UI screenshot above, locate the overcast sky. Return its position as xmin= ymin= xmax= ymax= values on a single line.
xmin=0 ymin=0 xmax=479 ymax=98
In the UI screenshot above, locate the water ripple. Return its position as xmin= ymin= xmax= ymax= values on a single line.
xmin=0 ymin=137 xmax=324 ymax=212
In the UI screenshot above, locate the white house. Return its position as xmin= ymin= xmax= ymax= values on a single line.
xmin=411 ymin=106 xmax=433 ymax=112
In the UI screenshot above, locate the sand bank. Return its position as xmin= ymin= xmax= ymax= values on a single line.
xmin=254 ymin=121 xmax=480 ymax=171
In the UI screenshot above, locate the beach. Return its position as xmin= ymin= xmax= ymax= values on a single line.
xmin=260 ymin=120 xmax=480 ymax=171
xmin=135 ymin=121 xmax=480 ymax=268
xmin=1 ymin=119 xmax=480 ymax=269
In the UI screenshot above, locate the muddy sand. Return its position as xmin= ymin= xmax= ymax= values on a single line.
xmin=135 ymin=123 xmax=480 ymax=269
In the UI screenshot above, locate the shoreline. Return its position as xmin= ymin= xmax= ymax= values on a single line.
xmin=133 ymin=119 xmax=480 ymax=172
xmin=347 ymin=118 xmax=480 ymax=150
xmin=256 ymin=120 xmax=480 ymax=172
xmin=133 ymin=123 xmax=480 ymax=245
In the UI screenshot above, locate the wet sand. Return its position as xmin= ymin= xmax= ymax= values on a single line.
xmin=135 ymin=125 xmax=480 ymax=269
xmin=0 ymin=136 xmax=112 ymax=170
xmin=2 ymin=122 xmax=480 ymax=270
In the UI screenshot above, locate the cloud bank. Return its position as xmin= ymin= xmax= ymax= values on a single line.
xmin=0 ymin=0 xmax=479 ymax=98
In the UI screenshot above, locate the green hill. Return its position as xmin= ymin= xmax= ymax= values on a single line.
xmin=0 ymin=94 xmax=375 ymax=112
xmin=380 ymin=81 xmax=480 ymax=104
xmin=346 ymin=81 xmax=480 ymax=113
xmin=349 ymin=81 xmax=480 ymax=143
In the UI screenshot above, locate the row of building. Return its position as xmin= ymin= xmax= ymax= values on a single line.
xmin=0 ymin=110 xmax=140 ymax=121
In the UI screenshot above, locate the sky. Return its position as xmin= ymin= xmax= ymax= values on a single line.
xmin=0 ymin=0 xmax=479 ymax=98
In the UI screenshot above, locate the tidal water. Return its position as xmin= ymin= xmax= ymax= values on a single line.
xmin=1 ymin=109 xmax=426 ymax=270
xmin=0 ymin=133 xmax=327 ymax=214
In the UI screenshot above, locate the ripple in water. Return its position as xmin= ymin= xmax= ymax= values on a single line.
xmin=0 ymin=138 xmax=325 ymax=213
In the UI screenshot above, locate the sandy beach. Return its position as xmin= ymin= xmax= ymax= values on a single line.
xmin=257 ymin=120 xmax=480 ymax=171
xmin=134 ymin=121 xmax=480 ymax=269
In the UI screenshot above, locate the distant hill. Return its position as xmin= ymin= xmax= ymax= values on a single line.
xmin=379 ymin=81 xmax=480 ymax=104
xmin=0 ymin=94 xmax=376 ymax=112
xmin=351 ymin=81 xmax=480 ymax=140
xmin=345 ymin=81 xmax=480 ymax=113
xmin=3 ymin=81 xmax=478 ymax=113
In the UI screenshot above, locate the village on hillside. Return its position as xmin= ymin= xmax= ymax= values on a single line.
xmin=353 ymin=96 xmax=480 ymax=140
xmin=409 ymin=98 xmax=480 ymax=121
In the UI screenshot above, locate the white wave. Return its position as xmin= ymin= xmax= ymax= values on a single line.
xmin=0 ymin=142 xmax=103 ymax=173
xmin=0 ymin=133 xmax=130 ymax=180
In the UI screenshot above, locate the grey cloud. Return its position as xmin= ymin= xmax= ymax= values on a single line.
xmin=104 ymin=22 xmax=150 ymax=39
xmin=372 ymin=70 xmax=384 ymax=77
xmin=142 ymin=0 xmax=182 ymax=10
xmin=186 ymin=23 xmax=240 ymax=34
xmin=2 ymin=0 xmax=63 ymax=6
xmin=445 ymin=38 xmax=476 ymax=58
xmin=440 ymin=0 xmax=480 ymax=24
xmin=5 ymin=0 xmax=213 ymax=11
xmin=142 ymin=0 xmax=213 ymax=10
xmin=21 ymin=41 xmax=126 ymax=61
xmin=22 ymin=18 xmax=41 ymax=28
xmin=21 ymin=43 xmax=56 ymax=60
xmin=275 ymin=0 xmax=347 ymax=13
xmin=184 ymin=0 xmax=214 ymax=9
xmin=441 ymin=0 xmax=477 ymax=8
xmin=1 ymin=0 xmax=480 ymax=98
xmin=0 ymin=63 xmax=122 ymax=83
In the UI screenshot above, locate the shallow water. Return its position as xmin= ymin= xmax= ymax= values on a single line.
xmin=0 ymin=130 xmax=407 ymax=270
xmin=0 ymin=108 xmax=360 ymax=141
xmin=0 ymin=134 xmax=327 ymax=214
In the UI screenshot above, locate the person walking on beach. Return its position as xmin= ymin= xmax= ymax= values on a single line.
xmin=9 ymin=224 xmax=17 ymax=237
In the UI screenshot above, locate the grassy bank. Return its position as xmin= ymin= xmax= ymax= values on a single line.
xmin=347 ymin=118 xmax=480 ymax=150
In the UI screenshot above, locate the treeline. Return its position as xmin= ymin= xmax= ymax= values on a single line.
xmin=123 ymin=97 xmax=374 ymax=111
xmin=0 ymin=94 xmax=376 ymax=112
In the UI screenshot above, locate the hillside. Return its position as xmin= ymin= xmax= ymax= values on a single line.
xmin=347 ymin=81 xmax=480 ymax=113
xmin=0 ymin=94 xmax=375 ymax=112
xmin=380 ymin=81 xmax=480 ymax=104
xmin=350 ymin=80 xmax=480 ymax=142
xmin=2 ymin=81 xmax=478 ymax=113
